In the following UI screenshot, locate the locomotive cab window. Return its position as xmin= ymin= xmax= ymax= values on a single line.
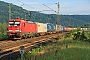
xmin=9 ymin=22 xmax=20 ymax=26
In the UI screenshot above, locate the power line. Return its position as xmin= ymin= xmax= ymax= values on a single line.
xmin=16 ymin=0 xmax=41 ymax=19
xmin=17 ymin=0 xmax=58 ymax=13
xmin=38 ymin=10 xmax=54 ymax=12
xmin=43 ymin=4 xmax=57 ymax=13
xmin=16 ymin=0 xmax=60 ymax=24
xmin=17 ymin=0 xmax=38 ymax=11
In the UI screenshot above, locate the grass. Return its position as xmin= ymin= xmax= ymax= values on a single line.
xmin=58 ymin=48 xmax=90 ymax=60
xmin=18 ymin=39 xmax=90 ymax=60
xmin=17 ymin=31 xmax=90 ymax=60
xmin=33 ymin=40 xmax=90 ymax=60
xmin=35 ymin=48 xmax=90 ymax=60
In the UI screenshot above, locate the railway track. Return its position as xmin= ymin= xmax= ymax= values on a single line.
xmin=0 ymin=32 xmax=69 ymax=58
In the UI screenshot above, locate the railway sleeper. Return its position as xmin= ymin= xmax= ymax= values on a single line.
xmin=0 ymin=50 xmax=12 ymax=56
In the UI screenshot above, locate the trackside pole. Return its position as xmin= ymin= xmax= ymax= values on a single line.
xmin=20 ymin=46 xmax=24 ymax=60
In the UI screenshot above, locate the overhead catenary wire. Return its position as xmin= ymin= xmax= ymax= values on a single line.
xmin=16 ymin=0 xmax=52 ymax=20
xmin=8 ymin=1 xmax=32 ymax=19
xmin=17 ymin=0 xmax=38 ymax=11
xmin=17 ymin=0 xmax=58 ymax=13
xmin=43 ymin=4 xmax=57 ymax=13
xmin=16 ymin=0 xmax=41 ymax=19
xmin=15 ymin=0 xmax=60 ymax=24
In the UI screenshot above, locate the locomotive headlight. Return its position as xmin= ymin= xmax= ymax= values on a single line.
xmin=15 ymin=30 xmax=19 ymax=32
xmin=8 ymin=30 xmax=12 ymax=32
xmin=15 ymin=30 xmax=21 ymax=32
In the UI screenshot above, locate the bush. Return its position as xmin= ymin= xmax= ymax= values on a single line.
xmin=73 ymin=31 xmax=90 ymax=42
xmin=65 ymin=30 xmax=77 ymax=38
xmin=0 ymin=22 xmax=7 ymax=40
xmin=0 ymin=35 xmax=8 ymax=40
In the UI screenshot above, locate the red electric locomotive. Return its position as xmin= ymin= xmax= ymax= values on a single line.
xmin=7 ymin=18 xmax=37 ymax=39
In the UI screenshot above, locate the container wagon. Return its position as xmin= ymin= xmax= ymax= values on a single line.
xmin=60 ymin=26 xmax=65 ymax=32
xmin=46 ymin=23 xmax=55 ymax=34
xmin=81 ymin=28 xmax=88 ymax=31
xmin=55 ymin=24 xmax=61 ymax=33
xmin=35 ymin=22 xmax=47 ymax=36
xmin=64 ymin=27 xmax=74 ymax=32
xmin=87 ymin=28 xmax=90 ymax=31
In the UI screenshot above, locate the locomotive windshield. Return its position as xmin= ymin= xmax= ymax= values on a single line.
xmin=9 ymin=21 xmax=20 ymax=26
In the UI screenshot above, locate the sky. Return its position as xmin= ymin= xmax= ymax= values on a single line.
xmin=1 ymin=0 xmax=90 ymax=15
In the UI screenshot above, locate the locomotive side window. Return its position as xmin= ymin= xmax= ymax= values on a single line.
xmin=9 ymin=22 xmax=20 ymax=26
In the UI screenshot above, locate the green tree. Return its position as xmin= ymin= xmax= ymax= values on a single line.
xmin=0 ymin=22 xmax=7 ymax=35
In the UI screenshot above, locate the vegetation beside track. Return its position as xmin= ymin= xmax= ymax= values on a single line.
xmin=0 ymin=22 xmax=8 ymax=40
xmin=17 ymin=30 xmax=90 ymax=60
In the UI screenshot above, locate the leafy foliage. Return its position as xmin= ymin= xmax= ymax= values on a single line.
xmin=73 ymin=31 xmax=90 ymax=42
xmin=65 ymin=30 xmax=77 ymax=38
xmin=0 ymin=22 xmax=8 ymax=40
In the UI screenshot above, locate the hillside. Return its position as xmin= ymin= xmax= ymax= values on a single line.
xmin=0 ymin=1 xmax=90 ymax=26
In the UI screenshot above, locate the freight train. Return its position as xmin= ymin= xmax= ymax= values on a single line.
xmin=7 ymin=18 xmax=74 ymax=39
